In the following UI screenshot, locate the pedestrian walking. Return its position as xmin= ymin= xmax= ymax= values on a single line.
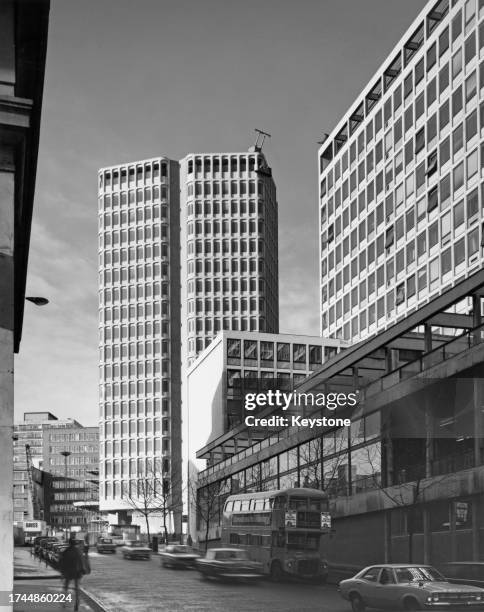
xmin=83 ymin=533 xmax=89 ymax=556
xmin=59 ymin=536 xmax=85 ymax=611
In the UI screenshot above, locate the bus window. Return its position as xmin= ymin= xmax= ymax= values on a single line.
xmin=253 ymin=499 xmax=265 ymax=511
xmin=287 ymin=532 xmax=320 ymax=550
xmin=308 ymin=500 xmax=321 ymax=511
xmin=289 ymin=497 xmax=308 ymax=510
xmin=241 ymin=500 xmax=250 ymax=511
xmin=225 ymin=501 xmax=234 ymax=512
xmin=233 ymin=500 xmax=242 ymax=511
xmin=273 ymin=496 xmax=286 ymax=509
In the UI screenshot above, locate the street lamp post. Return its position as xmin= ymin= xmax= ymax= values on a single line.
xmin=60 ymin=451 xmax=71 ymax=540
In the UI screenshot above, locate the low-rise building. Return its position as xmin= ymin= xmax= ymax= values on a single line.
xmin=186 ymin=330 xmax=348 ymax=540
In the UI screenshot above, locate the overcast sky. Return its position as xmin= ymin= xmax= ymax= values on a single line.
xmin=14 ymin=0 xmax=426 ymax=426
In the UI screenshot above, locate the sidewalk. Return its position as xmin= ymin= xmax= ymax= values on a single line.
xmin=12 ymin=548 xmax=107 ymax=612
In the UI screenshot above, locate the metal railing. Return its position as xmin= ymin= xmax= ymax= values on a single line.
xmin=365 ymin=322 xmax=484 ymax=399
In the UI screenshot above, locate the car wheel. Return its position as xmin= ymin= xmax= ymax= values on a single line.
xmin=350 ymin=593 xmax=366 ymax=612
xmin=404 ymin=599 xmax=421 ymax=611
xmin=270 ymin=561 xmax=283 ymax=582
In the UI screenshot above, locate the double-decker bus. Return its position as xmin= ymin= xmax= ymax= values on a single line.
xmin=221 ymin=487 xmax=331 ymax=581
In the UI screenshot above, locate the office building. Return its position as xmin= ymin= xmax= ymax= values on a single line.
xmin=98 ymin=157 xmax=182 ymax=533
xmin=187 ymin=330 xmax=347 ymax=467
xmin=180 ymin=148 xmax=279 ymax=368
xmin=45 ymin=426 xmax=99 ymax=531
xmin=186 ymin=330 xmax=347 ymax=540
xmin=13 ymin=413 xmax=97 ymax=531
xmin=319 ymin=0 xmax=484 ymax=342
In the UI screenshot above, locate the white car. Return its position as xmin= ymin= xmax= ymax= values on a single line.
xmin=339 ymin=564 xmax=484 ymax=611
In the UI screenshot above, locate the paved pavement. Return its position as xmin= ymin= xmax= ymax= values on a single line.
xmin=82 ymin=550 xmax=351 ymax=612
xmin=12 ymin=548 xmax=104 ymax=612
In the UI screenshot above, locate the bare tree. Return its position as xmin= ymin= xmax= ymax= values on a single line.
xmin=189 ymin=477 xmax=226 ymax=552
xmin=299 ymin=432 xmax=353 ymax=496
xmin=363 ymin=439 xmax=451 ymax=563
xmin=124 ymin=458 xmax=183 ymax=544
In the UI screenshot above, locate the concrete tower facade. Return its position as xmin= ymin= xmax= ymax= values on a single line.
xmin=98 ymin=158 xmax=182 ymax=533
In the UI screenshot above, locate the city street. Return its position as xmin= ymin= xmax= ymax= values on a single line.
xmin=83 ymin=551 xmax=349 ymax=612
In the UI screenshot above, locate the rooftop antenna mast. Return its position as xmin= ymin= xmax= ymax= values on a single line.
xmin=254 ymin=128 xmax=271 ymax=152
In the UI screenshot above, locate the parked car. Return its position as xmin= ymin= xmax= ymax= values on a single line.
xmin=39 ymin=538 xmax=60 ymax=562
xmin=438 ymin=562 xmax=484 ymax=590
xmin=196 ymin=548 xmax=263 ymax=581
xmin=339 ymin=564 xmax=484 ymax=611
xmin=96 ymin=537 xmax=116 ymax=554
xmin=121 ymin=540 xmax=152 ymax=560
xmin=33 ymin=536 xmax=56 ymax=558
xmin=50 ymin=543 xmax=69 ymax=569
xmin=160 ymin=545 xmax=199 ymax=569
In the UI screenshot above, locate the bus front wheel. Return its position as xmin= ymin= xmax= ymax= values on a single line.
xmin=270 ymin=561 xmax=283 ymax=582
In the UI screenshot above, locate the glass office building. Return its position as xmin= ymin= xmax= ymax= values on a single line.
xmin=98 ymin=158 xmax=182 ymax=530
xmin=319 ymin=0 xmax=484 ymax=342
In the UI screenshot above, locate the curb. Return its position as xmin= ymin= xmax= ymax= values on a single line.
xmin=79 ymin=588 xmax=110 ymax=612
xmin=14 ymin=574 xmax=61 ymax=581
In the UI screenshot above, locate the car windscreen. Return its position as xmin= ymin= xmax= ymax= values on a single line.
xmin=395 ymin=567 xmax=445 ymax=583
xmin=215 ymin=550 xmax=249 ymax=560
xmin=286 ymin=532 xmax=320 ymax=550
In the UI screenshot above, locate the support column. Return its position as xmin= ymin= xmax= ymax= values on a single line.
xmin=473 ymin=377 xmax=484 ymax=467
xmin=472 ymin=497 xmax=479 ymax=561
xmin=383 ymin=511 xmax=392 ymax=563
xmin=424 ymin=323 xmax=433 ymax=353
xmin=423 ymin=507 xmax=431 ymax=564
xmin=472 ymin=295 xmax=482 ymax=328
xmin=450 ymin=501 xmax=457 ymax=561
xmin=425 ymin=397 xmax=434 ymax=478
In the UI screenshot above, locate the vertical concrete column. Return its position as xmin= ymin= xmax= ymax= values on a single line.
xmin=423 ymin=507 xmax=431 ymax=564
xmin=383 ymin=511 xmax=392 ymax=563
xmin=473 ymin=377 xmax=484 ymax=467
xmin=424 ymin=324 xmax=433 ymax=353
xmin=472 ymin=295 xmax=482 ymax=331
xmin=472 ymin=497 xmax=479 ymax=561
xmin=425 ymin=397 xmax=434 ymax=478
xmin=0 ymin=165 xmax=14 ymax=601
xmin=449 ymin=501 xmax=457 ymax=561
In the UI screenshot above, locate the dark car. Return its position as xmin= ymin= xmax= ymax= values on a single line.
xmin=50 ymin=543 xmax=69 ymax=569
xmin=439 ymin=563 xmax=484 ymax=590
xmin=39 ymin=538 xmax=60 ymax=562
xmin=160 ymin=545 xmax=199 ymax=569
xmin=121 ymin=540 xmax=152 ymax=560
xmin=96 ymin=537 xmax=116 ymax=554
xmin=196 ymin=548 xmax=263 ymax=581
xmin=339 ymin=564 xmax=484 ymax=611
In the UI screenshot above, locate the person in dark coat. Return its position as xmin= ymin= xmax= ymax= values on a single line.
xmin=59 ymin=536 xmax=84 ymax=611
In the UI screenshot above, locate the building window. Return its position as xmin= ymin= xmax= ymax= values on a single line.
xmin=244 ymin=340 xmax=258 ymax=361
xmin=293 ymin=344 xmax=306 ymax=364
xmin=277 ymin=343 xmax=290 ymax=362
xmin=260 ymin=341 xmax=274 ymax=362
xmin=227 ymin=339 xmax=241 ymax=359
